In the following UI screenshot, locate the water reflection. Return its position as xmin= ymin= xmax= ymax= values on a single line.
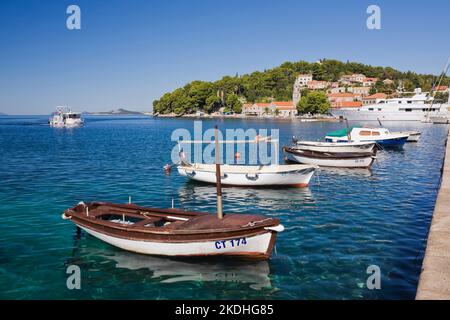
xmin=317 ymin=167 xmax=373 ymax=178
xmin=67 ymin=229 xmax=273 ymax=291
xmin=178 ymin=182 xmax=316 ymax=211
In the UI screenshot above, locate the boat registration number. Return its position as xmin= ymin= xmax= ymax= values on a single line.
xmin=215 ymin=238 xmax=247 ymax=249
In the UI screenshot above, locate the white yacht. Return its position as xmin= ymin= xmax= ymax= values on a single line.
xmin=332 ymin=88 xmax=449 ymax=121
xmin=49 ymin=106 xmax=83 ymax=128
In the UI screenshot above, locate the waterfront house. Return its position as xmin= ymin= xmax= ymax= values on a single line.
xmin=272 ymin=101 xmax=298 ymax=117
xmin=362 ymin=93 xmax=387 ymax=105
xmin=243 ymin=102 xmax=297 ymax=117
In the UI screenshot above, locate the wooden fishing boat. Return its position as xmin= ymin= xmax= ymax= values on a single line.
xmin=293 ymin=140 xmax=376 ymax=153
xmin=177 ymin=163 xmax=317 ymax=187
xmin=283 ymin=147 xmax=376 ymax=168
xmin=62 ymin=202 xmax=283 ymax=260
xmin=63 ymin=126 xmax=284 ymax=260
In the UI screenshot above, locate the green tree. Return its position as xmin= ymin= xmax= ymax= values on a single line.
xmin=226 ymin=94 xmax=243 ymax=114
xmin=205 ymin=95 xmax=222 ymax=113
xmin=297 ymin=91 xmax=330 ymax=115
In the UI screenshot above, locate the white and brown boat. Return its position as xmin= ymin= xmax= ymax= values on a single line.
xmin=283 ymin=146 xmax=376 ymax=168
xmin=62 ymin=202 xmax=283 ymax=260
xmin=62 ymin=126 xmax=284 ymax=260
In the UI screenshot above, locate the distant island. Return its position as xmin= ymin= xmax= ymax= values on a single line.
xmin=83 ymin=108 xmax=151 ymax=116
xmin=0 ymin=112 xmax=6 ymax=116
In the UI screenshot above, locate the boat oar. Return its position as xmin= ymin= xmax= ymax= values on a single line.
xmin=214 ymin=125 xmax=224 ymax=220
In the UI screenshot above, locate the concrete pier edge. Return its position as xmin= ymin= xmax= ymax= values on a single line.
xmin=416 ymin=128 xmax=450 ymax=300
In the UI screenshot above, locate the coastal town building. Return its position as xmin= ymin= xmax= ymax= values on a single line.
xmin=383 ymin=79 xmax=394 ymax=85
xmin=352 ymin=86 xmax=371 ymax=96
xmin=362 ymin=93 xmax=387 ymax=105
xmin=243 ymin=101 xmax=297 ymax=117
xmin=329 ymin=87 xmax=351 ymax=94
xmin=332 ymin=101 xmax=362 ymax=108
xmin=307 ymin=80 xmax=328 ymax=90
xmin=435 ymin=85 xmax=449 ymax=93
xmin=362 ymin=77 xmax=378 ymax=87
xmin=339 ymin=74 xmax=366 ymax=85
xmin=296 ymin=74 xmax=313 ymax=87
xmin=327 ymin=93 xmax=358 ymax=108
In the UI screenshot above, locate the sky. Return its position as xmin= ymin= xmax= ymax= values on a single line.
xmin=0 ymin=0 xmax=449 ymax=115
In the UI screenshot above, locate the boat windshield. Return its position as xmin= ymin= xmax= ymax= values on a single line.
xmin=68 ymin=114 xmax=81 ymax=119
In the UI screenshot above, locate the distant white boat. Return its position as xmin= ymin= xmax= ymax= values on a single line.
xmin=400 ymin=131 xmax=421 ymax=142
xmin=177 ymin=163 xmax=317 ymax=187
xmin=293 ymin=140 xmax=376 ymax=153
xmin=49 ymin=106 xmax=83 ymax=128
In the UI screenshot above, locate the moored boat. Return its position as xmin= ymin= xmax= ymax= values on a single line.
xmin=177 ymin=163 xmax=317 ymax=187
xmin=325 ymin=127 xmax=409 ymax=147
xmin=62 ymin=202 xmax=283 ymax=260
xmin=401 ymin=130 xmax=421 ymax=142
xmin=283 ymin=147 xmax=376 ymax=168
xmin=293 ymin=139 xmax=376 ymax=153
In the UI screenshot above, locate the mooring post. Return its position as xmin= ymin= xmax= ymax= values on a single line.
xmin=214 ymin=125 xmax=223 ymax=220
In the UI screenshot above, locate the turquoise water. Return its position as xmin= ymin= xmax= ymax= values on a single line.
xmin=0 ymin=115 xmax=447 ymax=299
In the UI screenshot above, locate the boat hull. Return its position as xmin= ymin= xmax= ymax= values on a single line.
xmin=295 ymin=141 xmax=375 ymax=153
xmin=332 ymin=109 xmax=446 ymax=122
xmin=325 ymin=136 xmax=408 ymax=147
xmin=79 ymin=225 xmax=276 ymax=259
xmin=177 ymin=165 xmax=316 ymax=187
xmin=284 ymin=149 xmax=375 ymax=168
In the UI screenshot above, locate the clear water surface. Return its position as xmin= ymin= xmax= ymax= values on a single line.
xmin=0 ymin=115 xmax=447 ymax=299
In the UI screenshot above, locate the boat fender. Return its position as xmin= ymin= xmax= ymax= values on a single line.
xmin=221 ymin=173 xmax=228 ymax=179
xmin=245 ymin=173 xmax=259 ymax=180
xmin=264 ymin=224 xmax=285 ymax=233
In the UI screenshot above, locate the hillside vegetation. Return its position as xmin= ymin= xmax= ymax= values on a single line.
xmin=153 ymin=59 xmax=449 ymax=115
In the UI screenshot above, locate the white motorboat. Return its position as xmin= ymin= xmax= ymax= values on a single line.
xmin=283 ymin=147 xmax=376 ymax=168
xmin=325 ymin=126 xmax=409 ymax=147
xmin=177 ymin=163 xmax=317 ymax=187
xmin=293 ymin=139 xmax=376 ymax=153
xmin=49 ymin=106 xmax=83 ymax=128
xmin=331 ymin=88 xmax=448 ymax=122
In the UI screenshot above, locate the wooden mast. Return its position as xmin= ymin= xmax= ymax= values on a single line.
xmin=214 ymin=125 xmax=223 ymax=220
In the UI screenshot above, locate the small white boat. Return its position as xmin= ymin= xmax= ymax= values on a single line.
xmin=49 ymin=106 xmax=83 ymax=128
xmin=293 ymin=139 xmax=376 ymax=153
xmin=325 ymin=127 xmax=409 ymax=147
xmin=400 ymin=131 xmax=421 ymax=142
xmin=283 ymin=147 xmax=376 ymax=168
xmin=177 ymin=163 xmax=317 ymax=187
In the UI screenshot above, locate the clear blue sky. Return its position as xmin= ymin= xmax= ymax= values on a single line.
xmin=1 ymin=0 xmax=449 ymax=115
